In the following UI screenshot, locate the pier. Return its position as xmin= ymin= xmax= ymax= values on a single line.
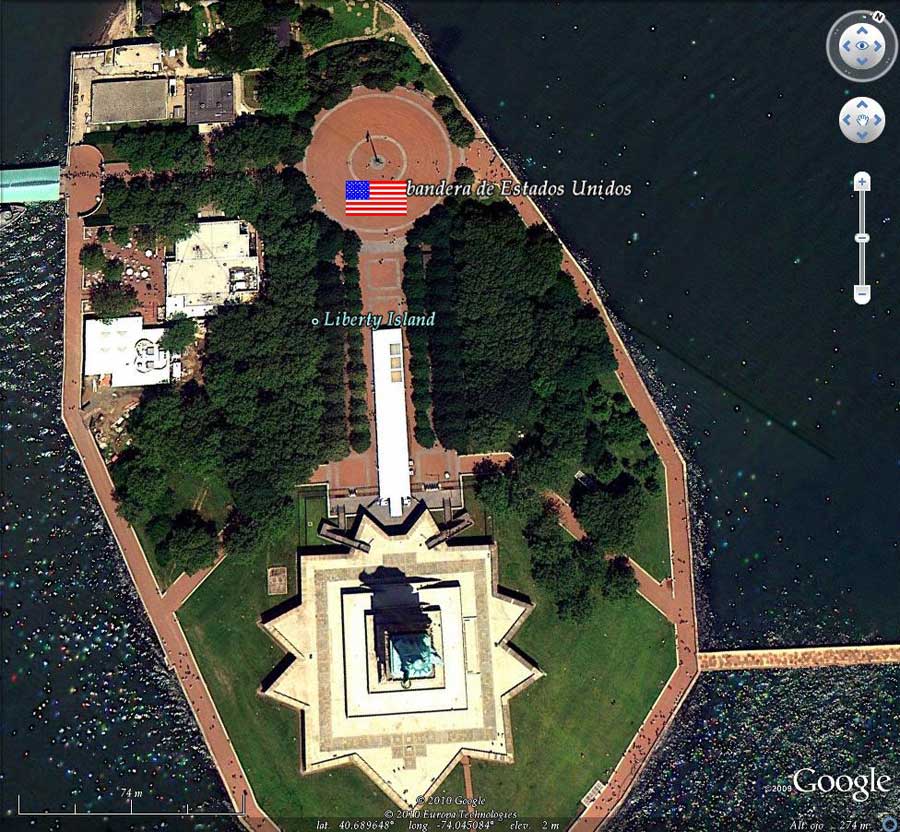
xmin=0 ymin=164 xmax=61 ymax=203
xmin=699 ymin=644 xmax=900 ymax=671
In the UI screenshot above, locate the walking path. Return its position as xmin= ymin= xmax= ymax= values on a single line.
xmin=546 ymin=492 xmax=679 ymax=624
xmin=59 ymin=153 xmax=276 ymax=832
xmin=700 ymin=644 xmax=900 ymax=671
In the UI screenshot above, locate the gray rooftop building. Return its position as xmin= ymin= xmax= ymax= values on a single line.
xmin=90 ymin=77 xmax=168 ymax=125
xmin=185 ymin=77 xmax=235 ymax=126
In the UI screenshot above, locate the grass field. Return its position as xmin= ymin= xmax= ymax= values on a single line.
xmin=462 ymin=495 xmax=676 ymax=819
xmin=178 ymin=488 xmax=390 ymax=828
xmin=629 ymin=459 xmax=672 ymax=580
xmin=297 ymin=486 xmax=330 ymax=547
xmin=137 ymin=471 xmax=231 ymax=590
xmin=304 ymin=1 xmax=375 ymax=50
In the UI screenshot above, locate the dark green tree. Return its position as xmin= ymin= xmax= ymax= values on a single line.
xmin=298 ymin=5 xmax=333 ymax=45
xmin=159 ymin=313 xmax=198 ymax=353
xmin=454 ymin=165 xmax=475 ymax=186
xmin=80 ymin=243 xmax=107 ymax=273
xmin=602 ymin=555 xmax=638 ymax=600
xmin=433 ymin=95 xmax=475 ymax=147
xmin=210 ymin=116 xmax=294 ymax=171
xmin=572 ymin=473 xmax=646 ymax=554
xmin=113 ymin=123 xmax=206 ymax=173
xmin=158 ymin=510 xmax=218 ymax=574
xmin=258 ymin=45 xmax=311 ymax=115
xmin=153 ymin=11 xmax=197 ymax=50
xmin=90 ymin=281 xmax=139 ymax=322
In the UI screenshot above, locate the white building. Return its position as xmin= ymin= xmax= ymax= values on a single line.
xmin=83 ymin=316 xmax=176 ymax=387
xmin=261 ymin=507 xmax=542 ymax=810
xmin=165 ymin=220 xmax=260 ymax=319
xmin=371 ymin=328 xmax=411 ymax=517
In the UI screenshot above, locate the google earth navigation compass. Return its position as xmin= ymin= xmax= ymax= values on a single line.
xmin=827 ymin=10 xmax=897 ymax=82
xmin=852 ymin=171 xmax=872 ymax=305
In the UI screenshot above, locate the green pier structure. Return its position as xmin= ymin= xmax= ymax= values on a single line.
xmin=0 ymin=165 xmax=61 ymax=203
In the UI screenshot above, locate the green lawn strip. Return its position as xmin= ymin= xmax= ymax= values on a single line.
xmin=466 ymin=498 xmax=676 ymax=820
xmin=178 ymin=534 xmax=389 ymax=826
xmin=297 ymin=487 xmax=331 ymax=547
xmin=306 ymin=1 xmax=375 ymax=50
xmin=132 ymin=471 xmax=231 ymax=590
xmin=242 ymin=71 xmax=262 ymax=109
xmin=628 ymin=459 xmax=671 ymax=580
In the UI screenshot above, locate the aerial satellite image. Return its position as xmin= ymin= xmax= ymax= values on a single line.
xmin=1 ymin=2 xmax=898 ymax=831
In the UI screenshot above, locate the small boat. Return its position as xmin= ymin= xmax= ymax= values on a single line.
xmin=0 ymin=203 xmax=26 ymax=232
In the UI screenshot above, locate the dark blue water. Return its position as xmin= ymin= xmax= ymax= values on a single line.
xmin=402 ymin=0 xmax=899 ymax=650
xmin=0 ymin=198 xmax=233 ymax=828
xmin=400 ymin=2 xmax=900 ymax=828
xmin=3 ymin=2 xmax=899 ymax=829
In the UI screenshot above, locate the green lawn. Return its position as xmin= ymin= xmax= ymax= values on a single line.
xmin=463 ymin=494 xmax=676 ymax=820
xmin=297 ymin=486 xmax=331 ymax=547
xmin=178 ymin=490 xmax=390 ymax=827
xmin=629 ymin=460 xmax=672 ymax=580
xmin=305 ymin=1 xmax=375 ymax=50
xmin=131 ymin=471 xmax=232 ymax=590
xmin=241 ymin=71 xmax=262 ymax=110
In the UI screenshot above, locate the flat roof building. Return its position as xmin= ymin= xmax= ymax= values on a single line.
xmin=185 ymin=77 xmax=235 ymax=125
xmin=83 ymin=316 xmax=176 ymax=387
xmin=372 ymin=328 xmax=411 ymax=517
xmin=165 ymin=219 xmax=260 ymax=319
xmin=0 ymin=165 xmax=60 ymax=203
xmin=90 ymin=77 xmax=168 ymax=125
xmin=262 ymin=506 xmax=542 ymax=810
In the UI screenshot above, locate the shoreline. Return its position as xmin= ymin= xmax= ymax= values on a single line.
xmin=59 ymin=3 xmax=697 ymax=829
xmin=96 ymin=0 xmax=131 ymax=45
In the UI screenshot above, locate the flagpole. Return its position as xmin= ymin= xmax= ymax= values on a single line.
xmin=365 ymin=130 xmax=382 ymax=166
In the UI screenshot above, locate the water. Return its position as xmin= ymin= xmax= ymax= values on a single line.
xmin=2 ymin=1 xmax=898 ymax=828
xmin=402 ymin=0 xmax=900 ymax=651
xmin=0 ymin=192 xmax=233 ymax=827
xmin=400 ymin=2 xmax=900 ymax=828
xmin=606 ymin=666 xmax=900 ymax=830
xmin=0 ymin=0 xmax=118 ymax=164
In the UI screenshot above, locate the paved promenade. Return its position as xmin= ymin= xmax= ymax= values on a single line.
xmin=60 ymin=155 xmax=276 ymax=832
xmin=459 ymin=105 xmax=702 ymax=830
xmin=700 ymin=644 xmax=900 ymax=671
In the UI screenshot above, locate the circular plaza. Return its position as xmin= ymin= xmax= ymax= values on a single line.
xmin=303 ymin=87 xmax=460 ymax=238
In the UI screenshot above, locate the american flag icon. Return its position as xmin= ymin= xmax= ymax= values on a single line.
xmin=345 ymin=180 xmax=408 ymax=216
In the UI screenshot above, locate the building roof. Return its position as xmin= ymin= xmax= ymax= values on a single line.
xmin=185 ymin=77 xmax=235 ymax=125
xmin=112 ymin=42 xmax=163 ymax=69
xmin=372 ymin=328 xmax=412 ymax=517
xmin=90 ymin=77 xmax=168 ymax=125
xmin=261 ymin=507 xmax=541 ymax=810
xmin=165 ymin=219 xmax=259 ymax=318
xmin=0 ymin=165 xmax=60 ymax=203
xmin=83 ymin=316 xmax=174 ymax=387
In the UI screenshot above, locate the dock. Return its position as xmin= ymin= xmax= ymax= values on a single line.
xmin=0 ymin=164 xmax=62 ymax=203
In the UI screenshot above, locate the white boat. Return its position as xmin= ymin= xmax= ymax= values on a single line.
xmin=0 ymin=203 xmax=26 ymax=232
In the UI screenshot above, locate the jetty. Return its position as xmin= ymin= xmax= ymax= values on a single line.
xmin=0 ymin=164 xmax=61 ymax=203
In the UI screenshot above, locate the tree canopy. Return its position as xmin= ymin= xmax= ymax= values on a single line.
xmin=79 ymin=243 xmax=107 ymax=273
xmin=157 ymin=510 xmax=218 ymax=575
xmin=110 ymin=123 xmax=206 ymax=174
xmin=159 ymin=313 xmax=198 ymax=354
xmin=153 ymin=11 xmax=197 ymax=50
xmin=433 ymin=95 xmax=475 ymax=147
xmin=257 ymin=45 xmax=311 ymax=115
xmin=90 ymin=280 xmax=139 ymax=322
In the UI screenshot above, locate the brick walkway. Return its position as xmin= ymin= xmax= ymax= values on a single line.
xmin=60 ymin=151 xmax=276 ymax=832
